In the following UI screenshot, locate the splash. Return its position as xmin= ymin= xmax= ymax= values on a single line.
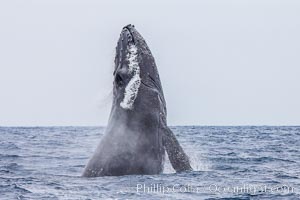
xmin=120 ymin=44 xmax=141 ymax=110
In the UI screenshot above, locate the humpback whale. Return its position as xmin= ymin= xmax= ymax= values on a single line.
xmin=83 ymin=24 xmax=192 ymax=177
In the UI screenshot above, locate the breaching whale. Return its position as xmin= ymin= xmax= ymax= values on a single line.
xmin=83 ymin=24 xmax=192 ymax=177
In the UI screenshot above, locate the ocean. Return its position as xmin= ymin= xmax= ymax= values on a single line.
xmin=0 ymin=126 xmax=299 ymax=199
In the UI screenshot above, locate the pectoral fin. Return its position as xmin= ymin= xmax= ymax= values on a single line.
xmin=162 ymin=126 xmax=192 ymax=172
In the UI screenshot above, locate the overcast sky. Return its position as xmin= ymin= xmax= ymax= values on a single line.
xmin=0 ymin=0 xmax=299 ymax=126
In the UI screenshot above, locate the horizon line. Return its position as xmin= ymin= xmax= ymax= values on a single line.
xmin=1 ymin=124 xmax=300 ymax=127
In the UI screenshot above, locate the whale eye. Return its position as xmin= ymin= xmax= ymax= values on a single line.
xmin=115 ymin=73 xmax=124 ymax=87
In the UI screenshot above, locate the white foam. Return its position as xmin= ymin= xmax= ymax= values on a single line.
xmin=120 ymin=44 xmax=141 ymax=110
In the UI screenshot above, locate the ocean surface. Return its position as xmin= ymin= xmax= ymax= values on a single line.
xmin=0 ymin=126 xmax=299 ymax=200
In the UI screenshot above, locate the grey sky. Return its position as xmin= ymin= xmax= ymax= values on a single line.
xmin=0 ymin=0 xmax=299 ymax=126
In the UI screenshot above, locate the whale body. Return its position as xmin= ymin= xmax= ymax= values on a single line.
xmin=83 ymin=25 xmax=192 ymax=177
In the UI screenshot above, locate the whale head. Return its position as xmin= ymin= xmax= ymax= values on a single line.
xmin=113 ymin=24 xmax=165 ymax=112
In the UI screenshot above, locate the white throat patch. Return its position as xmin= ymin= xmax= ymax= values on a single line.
xmin=120 ymin=44 xmax=141 ymax=110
